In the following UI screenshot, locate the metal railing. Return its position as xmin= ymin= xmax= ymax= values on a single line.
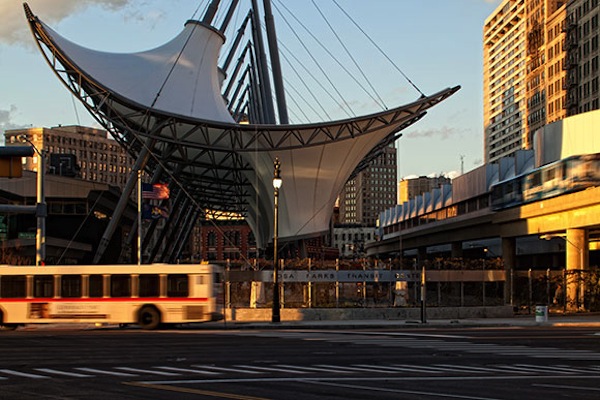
xmin=512 ymin=267 xmax=600 ymax=313
xmin=223 ymin=258 xmax=506 ymax=309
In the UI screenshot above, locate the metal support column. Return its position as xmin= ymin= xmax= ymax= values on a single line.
xmin=93 ymin=141 xmax=154 ymax=264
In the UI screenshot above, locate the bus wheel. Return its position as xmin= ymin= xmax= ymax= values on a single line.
xmin=0 ymin=311 xmax=16 ymax=331
xmin=138 ymin=306 xmax=161 ymax=330
xmin=1 ymin=324 xmax=18 ymax=331
xmin=0 ymin=323 xmax=19 ymax=331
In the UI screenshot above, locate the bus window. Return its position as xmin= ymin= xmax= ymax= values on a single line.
xmin=34 ymin=275 xmax=54 ymax=298
xmin=0 ymin=275 xmax=26 ymax=298
xmin=89 ymin=274 xmax=103 ymax=298
xmin=61 ymin=275 xmax=82 ymax=298
xmin=110 ymin=274 xmax=132 ymax=298
xmin=139 ymin=274 xmax=160 ymax=297
xmin=167 ymin=274 xmax=189 ymax=297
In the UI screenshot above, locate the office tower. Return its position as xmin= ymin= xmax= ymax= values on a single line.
xmin=398 ymin=175 xmax=451 ymax=204
xmin=338 ymin=144 xmax=397 ymax=226
xmin=5 ymin=125 xmax=135 ymax=188
xmin=483 ymin=0 xmax=580 ymax=162
xmin=565 ymin=0 xmax=600 ymax=114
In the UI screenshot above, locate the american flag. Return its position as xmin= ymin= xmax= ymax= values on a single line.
xmin=142 ymin=183 xmax=170 ymax=200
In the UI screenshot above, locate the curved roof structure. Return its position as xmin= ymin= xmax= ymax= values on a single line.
xmin=24 ymin=3 xmax=460 ymax=249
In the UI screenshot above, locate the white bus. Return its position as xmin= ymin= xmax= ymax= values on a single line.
xmin=0 ymin=263 xmax=224 ymax=330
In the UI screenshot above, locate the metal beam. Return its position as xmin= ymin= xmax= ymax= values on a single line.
xmin=263 ymin=0 xmax=289 ymax=124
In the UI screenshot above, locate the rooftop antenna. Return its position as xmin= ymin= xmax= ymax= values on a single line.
xmin=460 ymin=155 xmax=465 ymax=175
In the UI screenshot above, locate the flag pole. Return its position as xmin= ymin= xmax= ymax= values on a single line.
xmin=137 ymin=169 xmax=142 ymax=266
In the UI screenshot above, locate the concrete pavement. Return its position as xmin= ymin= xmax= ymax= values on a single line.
xmin=8 ymin=312 xmax=600 ymax=331
xmin=209 ymin=312 xmax=600 ymax=330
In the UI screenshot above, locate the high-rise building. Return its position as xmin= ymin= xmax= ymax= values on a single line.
xmin=338 ymin=144 xmax=397 ymax=226
xmin=546 ymin=2 xmax=568 ymax=124
xmin=484 ymin=0 xmax=527 ymax=163
xmin=483 ymin=0 xmax=576 ymax=163
xmin=398 ymin=175 xmax=451 ymax=204
xmin=566 ymin=0 xmax=600 ymax=115
xmin=4 ymin=125 xmax=135 ymax=188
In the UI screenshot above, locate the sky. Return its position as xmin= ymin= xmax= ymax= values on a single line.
xmin=0 ymin=0 xmax=503 ymax=179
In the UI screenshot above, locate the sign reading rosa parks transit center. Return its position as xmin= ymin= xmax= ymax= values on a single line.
xmin=253 ymin=270 xmax=421 ymax=283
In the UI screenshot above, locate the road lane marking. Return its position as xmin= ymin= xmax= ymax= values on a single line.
xmin=367 ymin=364 xmax=430 ymax=373
xmin=271 ymin=331 xmax=600 ymax=361
xmin=303 ymin=379 xmax=505 ymax=400
xmin=124 ymin=381 xmax=270 ymax=400
xmin=314 ymin=364 xmax=396 ymax=373
xmin=75 ymin=367 xmax=136 ymax=377
xmin=489 ymin=365 xmax=538 ymax=374
xmin=342 ymin=331 xmax=471 ymax=339
xmin=155 ymin=366 xmax=221 ymax=375
xmin=515 ymin=364 xmax=577 ymax=374
xmin=115 ymin=367 xmax=180 ymax=376
xmin=433 ymin=364 xmax=502 ymax=373
xmin=132 ymin=374 xmax=600 ymax=386
xmin=0 ymin=369 xmax=49 ymax=379
xmin=191 ymin=365 xmax=263 ymax=374
xmin=273 ymin=364 xmax=352 ymax=374
xmin=385 ymin=364 xmax=457 ymax=373
xmin=234 ymin=365 xmax=307 ymax=374
xmin=34 ymin=368 xmax=92 ymax=378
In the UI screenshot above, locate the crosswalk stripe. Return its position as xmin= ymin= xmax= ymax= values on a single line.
xmin=352 ymin=364 xmax=431 ymax=373
xmin=515 ymin=364 xmax=577 ymax=374
xmin=384 ymin=364 xmax=448 ymax=373
xmin=274 ymin=364 xmax=352 ymax=374
xmin=250 ymin=332 xmax=600 ymax=361
xmin=0 ymin=369 xmax=49 ymax=379
xmin=155 ymin=366 xmax=220 ymax=375
xmin=115 ymin=367 xmax=179 ymax=376
xmin=191 ymin=365 xmax=262 ymax=374
xmin=314 ymin=364 xmax=395 ymax=373
xmin=491 ymin=365 xmax=539 ymax=373
xmin=233 ymin=364 xmax=308 ymax=374
xmin=433 ymin=364 xmax=500 ymax=373
xmin=34 ymin=368 xmax=92 ymax=378
xmin=325 ymin=335 xmax=600 ymax=360
xmin=75 ymin=367 xmax=136 ymax=377
xmin=2 ymin=361 xmax=599 ymax=382
xmin=365 ymin=364 xmax=421 ymax=373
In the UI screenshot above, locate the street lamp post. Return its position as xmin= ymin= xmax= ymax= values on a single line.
xmin=272 ymin=157 xmax=282 ymax=323
xmin=19 ymin=135 xmax=46 ymax=266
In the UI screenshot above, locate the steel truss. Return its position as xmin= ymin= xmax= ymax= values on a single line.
xmin=25 ymin=3 xmax=460 ymax=261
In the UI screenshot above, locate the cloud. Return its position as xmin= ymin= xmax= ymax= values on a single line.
xmin=403 ymin=126 xmax=461 ymax=140
xmin=0 ymin=0 xmax=131 ymax=46
xmin=446 ymin=170 xmax=461 ymax=179
xmin=124 ymin=8 xmax=167 ymax=30
xmin=0 ymin=105 xmax=30 ymax=144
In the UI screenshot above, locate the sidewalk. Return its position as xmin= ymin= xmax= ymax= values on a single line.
xmin=11 ymin=313 xmax=600 ymax=332
xmin=206 ymin=312 xmax=600 ymax=330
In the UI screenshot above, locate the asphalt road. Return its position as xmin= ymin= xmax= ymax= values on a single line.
xmin=1 ymin=325 xmax=600 ymax=399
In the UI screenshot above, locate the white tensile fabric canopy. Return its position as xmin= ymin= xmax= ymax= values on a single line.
xmin=26 ymin=4 xmax=459 ymax=249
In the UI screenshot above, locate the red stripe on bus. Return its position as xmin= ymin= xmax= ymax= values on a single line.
xmin=0 ymin=297 xmax=210 ymax=303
